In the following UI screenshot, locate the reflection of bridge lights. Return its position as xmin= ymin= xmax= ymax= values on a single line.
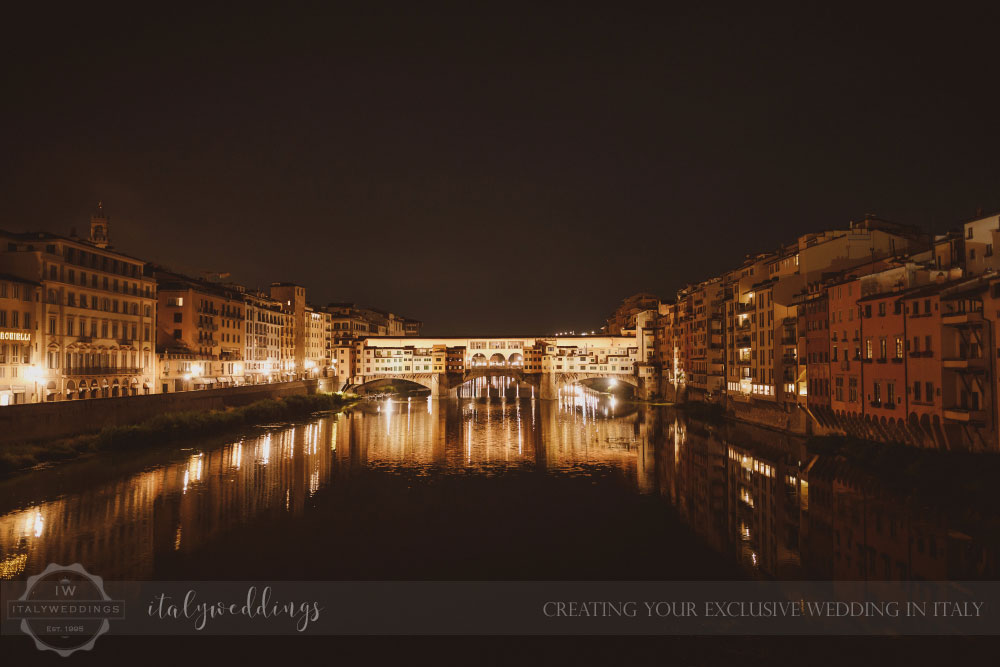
xmin=0 ymin=553 xmax=29 ymax=579
xmin=32 ymin=511 xmax=44 ymax=538
xmin=608 ymin=378 xmax=617 ymax=388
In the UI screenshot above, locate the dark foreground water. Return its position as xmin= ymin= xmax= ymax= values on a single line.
xmin=3 ymin=393 xmax=1000 ymax=665
xmin=1 ymin=392 xmax=995 ymax=583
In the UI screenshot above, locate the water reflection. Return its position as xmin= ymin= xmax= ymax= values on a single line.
xmin=0 ymin=392 xmax=650 ymax=580
xmin=658 ymin=415 xmax=996 ymax=580
xmin=0 ymin=396 xmax=994 ymax=582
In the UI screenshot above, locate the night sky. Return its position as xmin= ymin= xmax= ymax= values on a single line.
xmin=2 ymin=6 xmax=999 ymax=335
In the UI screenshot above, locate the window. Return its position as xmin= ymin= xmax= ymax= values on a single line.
xmin=866 ymin=338 xmax=873 ymax=359
xmin=895 ymin=337 xmax=904 ymax=358
xmin=926 ymin=382 xmax=934 ymax=402
xmin=878 ymin=302 xmax=886 ymax=316
xmin=913 ymin=381 xmax=921 ymax=401
xmin=879 ymin=338 xmax=887 ymax=360
xmin=970 ymin=249 xmax=976 ymax=260
xmin=887 ymin=383 xmax=895 ymax=406
xmin=968 ymin=227 xmax=974 ymax=239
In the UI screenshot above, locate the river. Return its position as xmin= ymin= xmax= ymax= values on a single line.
xmin=0 ymin=391 xmax=994 ymax=582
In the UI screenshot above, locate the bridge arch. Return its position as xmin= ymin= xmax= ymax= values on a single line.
xmin=546 ymin=372 xmax=640 ymax=400
xmin=470 ymin=353 xmax=488 ymax=368
xmin=488 ymin=353 xmax=506 ymax=367
xmin=351 ymin=376 xmax=434 ymax=396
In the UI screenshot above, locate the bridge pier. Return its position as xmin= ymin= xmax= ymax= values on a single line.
xmin=429 ymin=374 xmax=459 ymax=400
xmin=539 ymin=374 xmax=558 ymax=400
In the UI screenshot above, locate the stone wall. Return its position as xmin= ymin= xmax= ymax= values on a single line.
xmin=0 ymin=380 xmax=317 ymax=445
xmin=723 ymin=397 xmax=810 ymax=436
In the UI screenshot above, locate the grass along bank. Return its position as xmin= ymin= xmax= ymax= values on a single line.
xmin=0 ymin=392 xmax=359 ymax=474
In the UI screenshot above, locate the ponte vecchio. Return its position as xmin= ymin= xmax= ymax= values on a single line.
xmin=337 ymin=334 xmax=657 ymax=399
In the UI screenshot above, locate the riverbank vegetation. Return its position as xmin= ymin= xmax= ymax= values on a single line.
xmin=0 ymin=392 xmax=358 ymax=474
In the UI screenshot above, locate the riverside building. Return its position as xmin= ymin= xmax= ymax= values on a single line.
xmin=154 ymin=268 xmax=246 ymax=391
xmin=0 ymin=207 xmax=157 ymax=401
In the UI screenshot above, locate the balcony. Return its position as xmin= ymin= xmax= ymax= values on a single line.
xmin=942 ymin=358 xmax=985 ymax=371
xmin=735 ymin=335 xmax=752 ymax=348
xmin=780 ymin=336 xmax=797 ymax=345
xmin=890 ymin=357 xmax=903 ymax=364
xmin=943 ymin=408 xmax=987 ymax=423
xmin=65 ymin=367 xmax=141 ymax=376
xmin=942 ymin=311 xmax=983 ymax=326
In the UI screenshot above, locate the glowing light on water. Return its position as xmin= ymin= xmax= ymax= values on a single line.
xmin=0 ymin=553 xmax=28 ymax=579
xmin=261 ymin=435 xmax=271 ymax=465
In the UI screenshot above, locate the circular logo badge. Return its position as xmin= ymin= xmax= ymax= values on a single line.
xmin=11 ymin=563 xmax=122 ymax=657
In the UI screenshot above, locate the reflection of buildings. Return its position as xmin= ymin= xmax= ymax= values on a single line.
xmin=801 ymin=458 xmax=973 ymax=580
xmin=335 ymin=396 xmax=651 ymax=488
xmin=0 ymin=421 xmax=338 ymax=580
xmin=656 ymin=412 xmax=996 ymax=580
xmin=0 ymin=399 xmax=651 ymax=581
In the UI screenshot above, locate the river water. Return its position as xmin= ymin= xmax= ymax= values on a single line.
xmin=0 ymin=391 xmax=994 ymax=582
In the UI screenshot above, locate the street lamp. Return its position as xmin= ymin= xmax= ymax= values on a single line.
xmin=25 ymin=365 xmax=41 ymax=403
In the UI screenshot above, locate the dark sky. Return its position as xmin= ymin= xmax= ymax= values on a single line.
xmin=2 ymin=6 xmax=999 ymax=335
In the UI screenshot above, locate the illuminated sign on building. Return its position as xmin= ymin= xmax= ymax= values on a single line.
xmin=0 ymin=331 xmax=31 ymax=342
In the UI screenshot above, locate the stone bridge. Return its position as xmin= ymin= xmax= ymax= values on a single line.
xmin=341 ymin=335 xmax=654 ymax=399
xmin=350 ymin=369 xmax=640 ymax=400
